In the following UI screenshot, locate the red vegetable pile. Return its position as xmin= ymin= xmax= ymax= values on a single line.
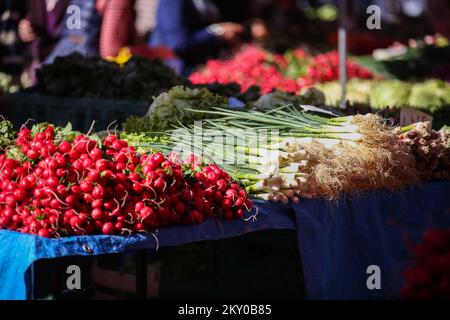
xmin=401 ymin=228 xmax=450 ymax=299
xmin=306 ymin=51 xmax=374 ymax=83
xmin=0 ymin=125 xmax=252 ymax=238
xmin=189 ymin=46 xmax=374 ymax=94
xmin=189 ymin=46 xmax=302 ymax=94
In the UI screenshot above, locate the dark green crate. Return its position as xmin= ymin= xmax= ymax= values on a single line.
xmin=3 ymin=93 xmax=149 ymax=132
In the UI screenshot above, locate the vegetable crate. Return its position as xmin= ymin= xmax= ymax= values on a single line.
xmin=3 ymin=93 xmax=149 ymax=132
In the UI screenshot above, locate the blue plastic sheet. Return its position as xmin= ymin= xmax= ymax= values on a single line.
xmin=0 ymin=201 xmax=294 ymax=300
xmin=1 ymin=183 xmax=449 ymax=300
xmin=293 ymin=182 xmax=450 ymax=299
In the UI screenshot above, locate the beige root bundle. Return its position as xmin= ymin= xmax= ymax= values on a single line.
xmin=299 ymin=114 xmax=419 ymax=200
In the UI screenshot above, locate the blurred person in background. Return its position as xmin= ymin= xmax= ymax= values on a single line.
xmin=96 ymin=0 xmax=135 ymax=58
xmin=45 ymin=0 xmax=136 ymax=64
xmin=44 ymin=0 xmax=101 ymax=64
xmin=18 ymin=0 xmax=68 ymax=86
xmin=0 ymin=0 xmax=26 ymax=77
xmin=148 ymin=0 xmax=269 ymax=74
xmin=134 ymin=0 xmax=159 ymax=42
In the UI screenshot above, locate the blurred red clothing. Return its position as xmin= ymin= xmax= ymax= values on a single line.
xmin=96 ymin=0 xmax=135 ymax=58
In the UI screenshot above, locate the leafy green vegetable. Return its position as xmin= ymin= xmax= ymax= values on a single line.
xmin=53 ymin=123 xmax=75 ymax=144
xmin=369 ymin=80 xmax=411 ymax=109
xmin=316 ymin=79 xmax=374 ymax=106
xmin=0 ymin=119 xmax=16 ymax=151
xmin=122 ymin=86 xmax=229 ymax=132
xmin=33 ymin=53 xmax=188 ymax=102
xmin=119 ymin=132 xmax=170 ymax=154
xmin=192 ymin=82 xmax=261 ymax=103
xmin=408 ymin=80 xmax=450 ymax=113
xmin=0 ymin=72 xmax=20 ymax=95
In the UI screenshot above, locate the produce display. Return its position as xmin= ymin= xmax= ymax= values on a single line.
xmin=401 ymin=228 xmax=450 ymax=299
xmin=0 ymin=72 xmax=19 ymax=95
xmin=192 ymin=82 xmax=261 ymax=103
xmin=1 ymin=41 xmax=449 ymax=246
xmin=316 ymin=79 xmax=450 ymax=112
xmin=358 ymin=36 xmax=450 ymax=81
xmin=0 ymin=120 xmax=16 ymax=151
xmin=122 ymin=86 xmax=231 ymax=132
xmin=189 ymin=46 xmax=375 ymax=94
xmin=161 ymin=105 xmax=418 ymax=201
xmin=399 ymin=123 xmax=450 ymax=181
xmin=0 ymin=122 xmax=252 ymax=238
xmin=32 ymin=53 xmax=188 ymax=102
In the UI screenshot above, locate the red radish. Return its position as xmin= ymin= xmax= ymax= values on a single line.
xmin=91 ymin=199 xmax=103 ymax=209
xmin=132 ymin=182 xmax=144 ymax=194
xmin=103 ymin=135 xmax=117 ymax=146
xmin=182 ymin=189 xmax=194 ymax=201
xmin=135 ymin=222 xmax=145 ymax=231
xmin=37 ymin=228 xmax=51 ymax=238
xmin=134 ymin=201 xmax=145 ymax=212
xmin=56 ymin=184 xmax=68 ymax=196
xmin=89 ymin=148 xmax=102 ymax=160
xmin=221 ymin=198 xmax=232 ymax=210
xmin=91 ymin=208 xmax=103 ymax=220
xmin=56 ymin=168 xmax=67 ymax=178
xmin=154 ymin=177 xmax=166 ymax=191
xmin=95 ymin=159 xmax=109 ymax=172
xmin=207 ymin=171 xmax=218 ymax=182
xmin=83 ymin=193 xmax=94 ymax=203
xmin=229 ymin=183 xmax=240 ymax=190
xmin=13 ymin=189 xmax=26 ymax=201
xmin=80 ymin=180 xmax=93 ymax=193
xmin=92 ymin=185 xmax=105 ymax=199
xmin=223 ymin=210 xmax=234 ymax=220
xmin=234 ymin=197 xmax=245 ymax=207
xmin=102 ymin=222 xmax=115 ymax=235
xmin=0 ymin=129 xmax=253 ymax=238
xmin=115 ymin=222 xmax=123 ymax=230
xmin=216 ymin=179 xmax=227 ymax=192
xmin=58 ymin=141 xmax=71 ymax=153
xmin=87 ymin=170 xmax=100 ymax=182
xmin=190 ymin=210 xmax=203 ymax=224
xmin=214 ymin=191 xmax=223 ymax=203
xmin=235 ymin=208 xmax=244 ymax=219
xmin=225 ymin=189 xmax=238 ymax=200
xmin=174 ymin=202 xmax=185 ymax=215
xmin=26 ymin=149 xmax=39 ymax=160
xmin=150 ymin=153 xmax=164 ymax=167
xmin=116 ymin=162 xmax=126 ymax=171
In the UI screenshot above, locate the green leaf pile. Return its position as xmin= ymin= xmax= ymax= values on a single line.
xmin=0 ymin=119 xmax=16 ymax=151
xmin=33 ymin=53 xmax=188 ymax=102
xmin=122 ymin=86 xmax=229 ymax=132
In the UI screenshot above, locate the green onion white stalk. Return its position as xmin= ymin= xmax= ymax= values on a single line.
xmin=167 ymin=104 xmax=365 ymax=202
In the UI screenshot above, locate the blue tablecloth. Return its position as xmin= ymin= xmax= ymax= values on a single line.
xmin=0 ymin=201 xmax=294 ymax=300
xmin=0 ymin=182 xmax=449 ymax=300
xmin=293 ymin=182 xmax=450 ymax=299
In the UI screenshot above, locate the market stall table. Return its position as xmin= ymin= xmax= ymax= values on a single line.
xmin=0 ymin=201 xmax=295 ymax=300
xmin=0 ymin=182 xmax=449 ymax=300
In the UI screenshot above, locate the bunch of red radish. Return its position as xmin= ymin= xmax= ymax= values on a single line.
xmin=189 ymin=47 xmax=375 ymax=94
xmin=183 ymin=155 xmax=253 ymax=222
xmin=0 ymin=125 xmax=252 ymax=238
xmin=189 ymin=46 xmax=302 ymax=94
xmin=401 ymin=228 xmax=450 ymax=299
xmin=306 ymin=51 xmax=374 ymax=83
